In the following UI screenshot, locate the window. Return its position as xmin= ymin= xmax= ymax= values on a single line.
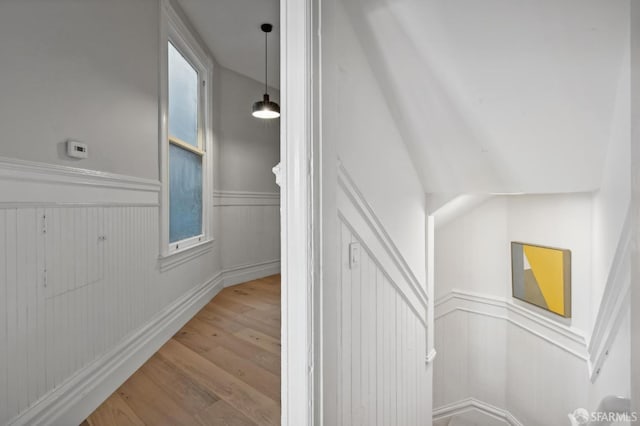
xmin=160 ymin=2 xmax=213 ymax=257
xmin=168 ymin=42 xmax=203 ymax=245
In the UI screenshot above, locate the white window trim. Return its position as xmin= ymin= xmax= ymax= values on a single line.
xmin=159 ymin=0 xmax=214 ymax=260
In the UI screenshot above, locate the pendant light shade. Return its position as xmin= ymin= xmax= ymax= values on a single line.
xmin=252 ymin=23 xmax=280 ymax=119
xmin=252 ymin=93 xmax=280 ymax=119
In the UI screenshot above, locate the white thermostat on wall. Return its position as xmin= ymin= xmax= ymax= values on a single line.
xmin=66 ymin=140 xmax=88 ymax=159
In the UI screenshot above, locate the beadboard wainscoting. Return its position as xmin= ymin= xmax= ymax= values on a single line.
xmin=0 ymin=158 xmax=223 ymax=425
xmin=214 ymin=190 xmax=281 ymax=287
xmin=335 ymin=166 xmax=431 ymax=425
xmin=433 ymin=205 xmax=632 ymax=425
xmin=434 ymin=294 xmax=589 ymax=425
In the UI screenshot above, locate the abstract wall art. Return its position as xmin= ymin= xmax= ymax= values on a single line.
xmin=511 ymin=242 xmax=571 ymax=318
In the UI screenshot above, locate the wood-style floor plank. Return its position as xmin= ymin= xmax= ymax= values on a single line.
xmin=85 ymin=275 xmax=281 ymax=426
xmin=140 ymin=354 xmax=218 ymax=414
xmin=226 ymin=287 xmax=281 ymax=305
xmin=204 ymin=346 xmax=280 ymax=401
xmin=85 ymin=393 xmax=145 ymax=426
xmin=197 ymin=308 xmax=246 ymax=334
xmin=204 ymin=304 xmax=280 ymax=339
xmin=195 ymin=400 xmax=257 ymax=426
xmin=233 ymin=328 xmax=281 ymax=355
xmin=117 ymin=370 xmax=200 ymax=425
xmin=179 ymin=317 xmax=281 ymax=375
xmin=158 ymin=339 xmax=280 ymax=426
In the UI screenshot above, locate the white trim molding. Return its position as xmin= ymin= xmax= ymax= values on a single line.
xmin=337 ymin=161 xmax=428 ymax=309
xmin=280 ymin=0 xmax=314 ymax=422
xmin=158 ymin=240 xmax=215 ymax=273
xmin=8 ymin=272 xmax=224 ymax=426
xmin=435 ymin=289 xmax=589 ymax=361
xmin=338 ymin=214 xmax=427 ymax=328
xmin=426 ymin=214 xmax=436 ymax=365
xmin=337 ymin=161 xmax=429 ymax=362
xmin=588 ymin=207 xmax=632 ymax=381
xmin=213 ymin=190 xmax=280 ymax=207
xmin=222 ymin=260 xmax=281 ymax=288
xmin=0 ymin=156 xmax=160 ymax=205
xmin=434 ymin=206 xmax=632 ymax=384
xmin=433 ymin=398 xmax=524 ymax=426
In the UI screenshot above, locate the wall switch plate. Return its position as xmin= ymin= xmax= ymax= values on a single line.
xmin=349 ymin=242 xmax=360 ymax=269
xmin=66 ymin=140 xmax=88 ymax=159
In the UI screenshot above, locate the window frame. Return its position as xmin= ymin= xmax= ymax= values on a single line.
xmin=159 ymin=0 xmax=214 ymax=258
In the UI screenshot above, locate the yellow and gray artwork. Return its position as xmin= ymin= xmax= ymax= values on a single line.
xmin=511 ymin=242 xmax=571 ymax=318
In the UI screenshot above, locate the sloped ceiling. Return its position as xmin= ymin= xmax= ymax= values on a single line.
xmin=343 ymin=0 xmax=630 ymax=194
xmin=177 ymin=0 xmax=628 ymax=194
xmin=177 ymin=0 xmax=280 ymax=89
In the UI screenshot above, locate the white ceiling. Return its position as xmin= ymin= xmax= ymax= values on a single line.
xmin=344 ymin=0 xmax=630 ymax=194
xmin=177 ymin=0 xmax=280 ymax=89
xmin=178 ymin=0 xmax=629 ymax=194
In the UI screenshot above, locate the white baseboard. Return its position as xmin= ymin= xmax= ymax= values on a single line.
xmin=433 ymin=398 xmax=523 ymax=426
xmin=222 ymin=259 xmax=281 ymax=288
xmin=9 ymin=271 xmax=224 ymax=426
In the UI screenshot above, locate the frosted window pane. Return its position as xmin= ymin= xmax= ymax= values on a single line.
xmin=169 ymin=144 xmax=202 ymax=243
xmin=168 ymin=42 xmax=198 ymax=146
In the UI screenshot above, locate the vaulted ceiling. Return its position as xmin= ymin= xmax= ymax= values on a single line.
xmin=177 ymin=0 xmax=280 ymax=89
xmin=342 ymin=0 xmax=629 ymax=194
xmin=178 ymin=0 xmax=629 ymax=194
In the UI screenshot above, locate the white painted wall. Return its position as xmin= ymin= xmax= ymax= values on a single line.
xmin=591 ymin=48 xmax=631 ymax=332
xmin=586 ymin=39 xmax=633 ymax=416
xmin=434 ymin=189 xmax=631 ymax=424
xmin=215 ymin=191 xmax=281 ymax=283
xmin=506 ymin=194 xmax=593 ymax=332
xmin=319 ymin=0 xmax=431 ymax=423
xmin=0 ymin=0 xmax=159 ymax=180
xmin=434 ymin=197 xmax=508 ymax=300
xmin=332 ymin=0 xmax=426 ymax=285
xmin=435 ymin=193 xmax=593 ymax=333
xmin=0 ymin=0 xmax=278 ymax=423
xmin=216 ymin=67 xmax=281 ymax=278
xmin=218 ymin=68 xmax=280 ymax=194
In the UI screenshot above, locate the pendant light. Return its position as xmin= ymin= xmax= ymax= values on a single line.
xmin=252 ymin=23 xmax=280 ymax=119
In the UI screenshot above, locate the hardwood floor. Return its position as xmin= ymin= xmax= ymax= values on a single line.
xmin=84 ymin=274 xmax=281 ymax=426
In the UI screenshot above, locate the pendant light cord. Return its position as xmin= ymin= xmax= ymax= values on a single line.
xmin=264 ymin=30 xmax=268 ymax=94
